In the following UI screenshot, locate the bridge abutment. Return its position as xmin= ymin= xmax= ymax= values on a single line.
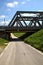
xmin=5 ymin=32 xmax=11 ymax=40
xmin=0 ymin=32 xmax=11 ymax=40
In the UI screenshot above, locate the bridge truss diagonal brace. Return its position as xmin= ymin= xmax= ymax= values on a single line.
xmin=42 ymin=20 xmax=43 ymax=27
xmin=18 ymin=14 xmax=27 ymax=27
xmin=17 ymin=20 xmax=23 ymax=27
xmin=36 ymin=19 xmax=42 ymax=27
xmin=8 ymin=12 xmax=18 ymax=26
xmin=29 ymin=20 xmax=33 ymax=27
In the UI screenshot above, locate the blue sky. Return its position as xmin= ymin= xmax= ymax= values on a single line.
xmin=0 ymin=0 xmax=43 ymax=25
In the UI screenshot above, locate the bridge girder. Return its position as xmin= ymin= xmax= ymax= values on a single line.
xmin=8 ymin=11 xmax=43 ymax=28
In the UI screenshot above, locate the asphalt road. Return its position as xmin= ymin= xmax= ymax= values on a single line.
xmin=0 ymin=34 xmax=43 ymax=65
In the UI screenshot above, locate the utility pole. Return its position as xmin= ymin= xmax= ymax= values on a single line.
xmin=4 ymin=18 xmax=5 ymax=26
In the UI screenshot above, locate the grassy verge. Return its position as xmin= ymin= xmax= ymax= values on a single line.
xmin=14 ymin=30 xmax=43 ymax=52
xmin=0 ymin=38 xmax=9 ymax=48
xmin=0 ymin=38 xmax=9 ymax=54
xmin=24 ymin=29 xmax=43 ymax=52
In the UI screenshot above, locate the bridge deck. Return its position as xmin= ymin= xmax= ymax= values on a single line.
xmin=0 ymin=26 xmax=42 ymax=32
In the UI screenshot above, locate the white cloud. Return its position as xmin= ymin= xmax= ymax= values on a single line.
xmin=21 ymin=1 xmax=26 ymax=5
xmin=14 ymin=1 xmax=18 ymax=5
xmin=0 ymin=20 xmax=10 ymax=26
xmin=0 ymin=15 xmax=6 ymax=19
xmin=7 ymin=3 xmax=14 ymax=7
xmin=21 ymin=13 xmax=38 ymax=17
xmin=37 ymin=10 xmax=43 ymax=11
xmin=21 ymin=0 xmax=31 ymax=5
xmin=6 ymin=1 xmax=18 ymax=8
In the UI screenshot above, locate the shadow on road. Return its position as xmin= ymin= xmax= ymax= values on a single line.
xmin=10 ymin=38 xmax=22 ymax=42
xmin=10 ymin=32 xmax=35 ymax=42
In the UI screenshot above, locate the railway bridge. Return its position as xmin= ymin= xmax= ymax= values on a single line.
xmin=0 ymin=11 xmax=43 ymax=39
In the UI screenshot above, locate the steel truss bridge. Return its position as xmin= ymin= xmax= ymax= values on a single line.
xmin=0 ymin=11 xmax=43 ymax=32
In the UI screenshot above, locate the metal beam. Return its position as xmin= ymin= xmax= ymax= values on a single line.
xmin=29 ymin=20 xmax=33 ymax=27
xmin=8 ymin=11 xmax=18 ymax=26
xmin=18 ymin=17 xmax=43 ymax=21
xmin=19 ymin=14 xmax=27 ymax=27
xmin=17 ymin=20 xmax=23 ymax=27
xmin=17 ymin=11 xmax=43 ymax=14
xmin=37 ymin=21 xmax=41 ymax=26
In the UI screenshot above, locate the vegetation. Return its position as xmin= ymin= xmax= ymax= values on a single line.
xmin=0 ymin=38 xmax=9 ymax=54
xmin=0 ymin=38 xmax=9 ymax=48
xmin=14 ymin=29 xmax=43 ymax=52
xmin=24 ymin=29 xmax=43 ymax=52
xmin=13 ymin=32 xmax=25 ymax=37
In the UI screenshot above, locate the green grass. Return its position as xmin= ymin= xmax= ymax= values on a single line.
xmin=13 ymin=32 xmax=25 ymax=37
xmin=0 ymin=38 xmax=9 ymax=48
xmin=14 ymin=29 xmax=43 ymax=52
xmin=0 ymin=38 xmax=9 ymax=54
xmin=24 ymin=29 xmax=43 ymax=52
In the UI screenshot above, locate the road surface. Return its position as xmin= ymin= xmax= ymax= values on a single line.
xmin=0 ymin=33 xmax=43 ymax=65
